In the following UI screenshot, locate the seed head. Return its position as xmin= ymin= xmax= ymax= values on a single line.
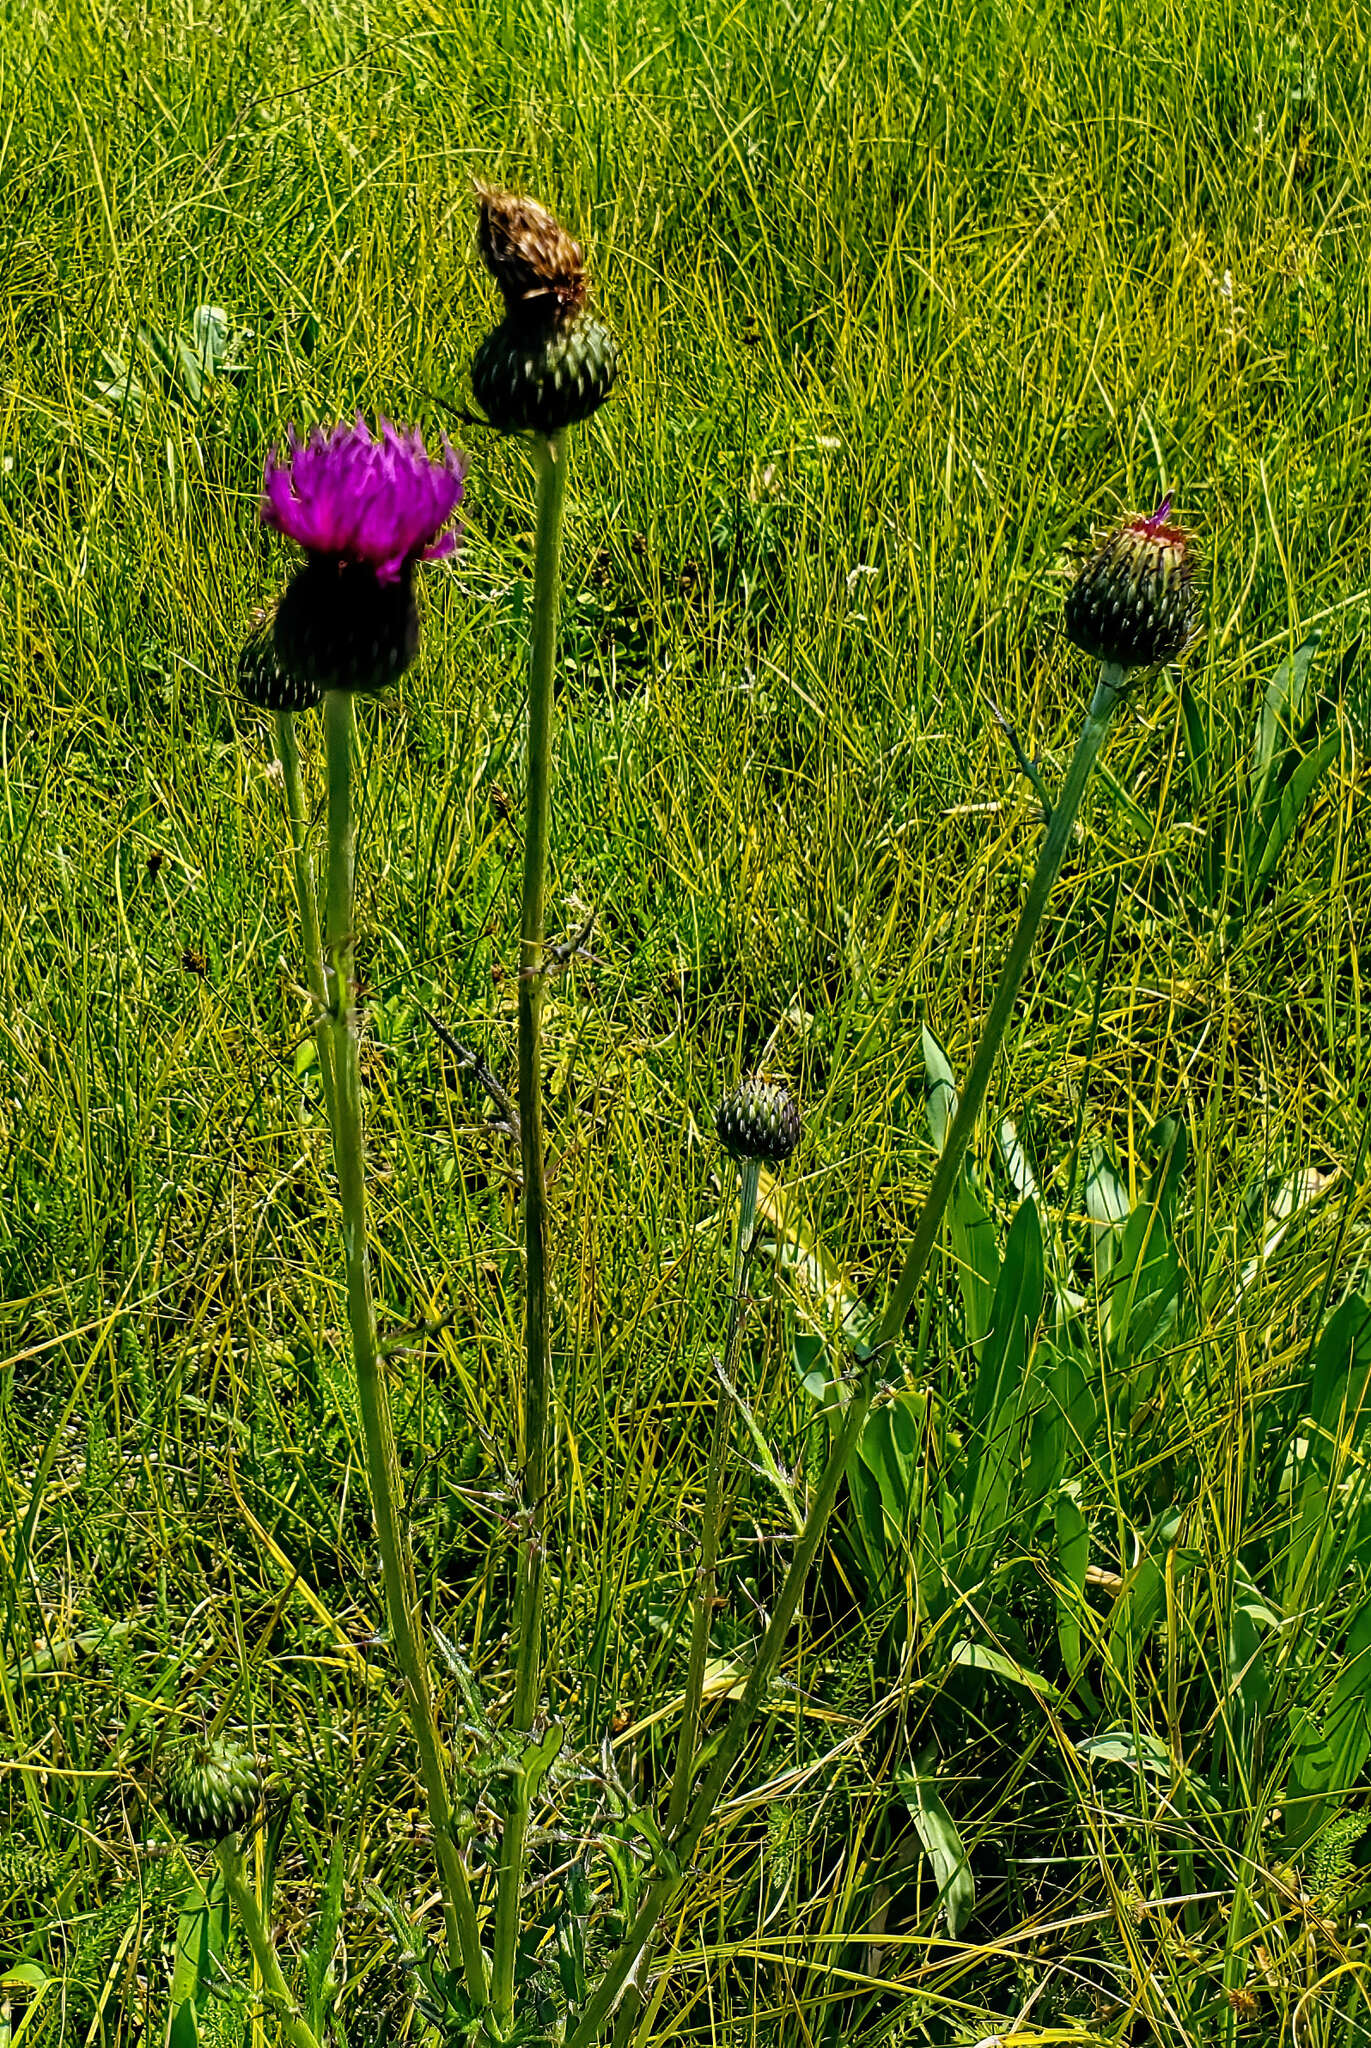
xmin=162 ymin=1733 xmax=263 ymax=1842
xmin=471 ymin=185 xmax=619 ymax=436
xmin=715 ymin=1080 xmax=802 ymax=1163
xmin=475 ymin=183 xmax=588 ymax=322
xmin=1063 ymin=498 xmax=1200 ymax=672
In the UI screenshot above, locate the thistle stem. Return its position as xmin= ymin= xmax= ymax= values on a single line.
xmin=321 ymin=688 xmax=487 ymax=2013
xmin=667 ymin=1154 xmax=761 ymax=1832
xmin=216 ymin=1834 xmax=323 ymax=2048
xmin=512 ymin=431 xmax=568 ymax=1736
xmin=567 ymin=664 xmax=1126 ymax=2048
xmin=490 ymin=428 xmax=569 ymax=2040
xmin=274 ymin=709 xmax=336 ymax=1126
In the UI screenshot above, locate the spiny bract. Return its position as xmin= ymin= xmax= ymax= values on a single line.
xmin=471 ymin=310 xmax=620 ymax=438
xmin=237 ymin=605 xmax=320 ymax=712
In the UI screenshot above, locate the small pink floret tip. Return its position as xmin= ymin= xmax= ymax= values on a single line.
xmin=261 ymin=415 xmax=466 ymax=582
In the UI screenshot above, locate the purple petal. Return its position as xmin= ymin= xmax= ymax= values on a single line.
xmin=259 ymin=415 xmax=466 ymax=573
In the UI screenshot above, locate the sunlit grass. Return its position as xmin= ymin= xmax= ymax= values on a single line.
xmin=2 ymin=0 xmax=1371 ymax=2039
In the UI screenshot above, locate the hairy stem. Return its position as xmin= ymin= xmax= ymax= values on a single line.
xmin=492 ymin=429 xmax=569 ymax=2037
xmin=567 ymin=664 xmax=1126 ymax=2046
xmin=667 ymin=1154 xmax=761 ymax=1831
xmin=512 ymin=431 xmax=569 ymax=1736
xmin=274 ymin=708 xmax=336 ymax=1125
xmin=216 ymin=1833 xmax=323 ymax=2048
xmin=322 ymin=689 xmax=487 ymax=2011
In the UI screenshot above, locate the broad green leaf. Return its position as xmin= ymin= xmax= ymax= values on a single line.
xmin=1281 ymin=1295 xmax=1371 ymax=1610
xmin=167 ymin=1866 xmax=229 ymax=2048
xmin=949 ymin=1163 xmax=999 ymax=1351
xmin=921 ymin=1028 xmax=998 ymax=1345
xmin=1106 ymin=1504 xmax=1183 ymax=1681
xmin=949 ymin=1637 xmax=1059 ymax=1698
xmin=921 ymin=1024 xmax=958 ymax=1156
xmin=1084 ymin=1149 xmax=1130 ymax=1290
xmin=897 ymin=1764 xmax=975 ymax=1936
xmin=852 ymin=1392 xmax=923 ymax=1590
xmin=959 ymin=1203 xmax=1044 ymax=1572
xmin=305 ymin=1835 xmax=347 ymax=2035
xmin=996 ymin=1118 xmax=1039 ymax=1202
xmin=1283 ymin=1603 xmax=1371 ymax=1848
xmin=1077 ymin=1729 xmax=1173 ymax=1777
xmin=1224 ymin=1562 xmax=1277 ymax=1779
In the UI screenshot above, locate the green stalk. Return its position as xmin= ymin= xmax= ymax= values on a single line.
xmin=216 ymin=1833 xmax=323 ymax=2048
xmin=512 ymin=431 xmax=568 ymax=1735
xmin=566 ymin=664 xmax=1126 ymax=2048
xmin=492 ymin=429 xmax=569 ymax=2038
xmin=667 ymin=1154 xmax=761 ymax=1831
xmin=321 ymin=689 xmax=487 ymax=2012
xmin=274 ymin=709 xmax=336 ymax=1125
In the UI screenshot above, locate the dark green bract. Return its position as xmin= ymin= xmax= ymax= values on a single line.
xmin=163 ymin=1734 xmax=263 ymax=1842
xmin=715 ymin=1080 xmax=802 ymax=1162
xmin=272 ymin=557 xmax=420 ymax=695
xmin=472 ymin=309 xmax=620 ymax=437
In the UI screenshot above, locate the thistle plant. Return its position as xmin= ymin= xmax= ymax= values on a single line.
xmin=468 ymin=181 xmax=620 ymax=2037
xmin=667 ymin=1083 xmax=803 ymax=1831
xmin=243 ymin=414 xmax=485 ymax=2004
xmin=561 ymin=501 xmax=1201 ymax=2044
xmin=227 ymin=201 xmax=1196 ymax=2038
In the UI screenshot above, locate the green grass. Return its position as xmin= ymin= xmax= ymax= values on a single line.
xmin=3 ymin=0 xmax=1371 ymax=2041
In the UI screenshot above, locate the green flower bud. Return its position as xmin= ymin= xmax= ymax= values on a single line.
xmin=472 ymin=308 xmax=620 ymax=438
xmin=1063 ymin=498 xmax=1200 ymax=672
xmin=715 ymin=1080 xmax=802 ymax=1163
xmin=163 ymin=1734 xmax=263 ymax=1842
xmin=237 ymin=605 xmax=321 ymax=712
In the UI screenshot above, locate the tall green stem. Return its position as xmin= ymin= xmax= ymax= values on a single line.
xmin=216 ymin=1834 xmax=323 ymax=2048
xmin=667 ymin=1154 xmax=760 ymax=1831
xmin=492 ymin=430 xmax=569 ymax=2039
xmin=274 ymin=709 xmax=336 ymax=1126
xmin=512 ymin=432 xmax=568 ymax=1735
xmin=321 ymin=689 xmax=487 ymax=2012
xmin=566 ymin=664 xmax=1126 ymax=2048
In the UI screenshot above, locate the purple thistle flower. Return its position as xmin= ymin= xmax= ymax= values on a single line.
xmin=256 ymin=416 xmax=467 ymax=696
xmin=262 ymin=415 xmax=466 ymax=583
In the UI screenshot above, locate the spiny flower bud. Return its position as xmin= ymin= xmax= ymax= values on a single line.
xmin=237 ymin=603 xmax=320 ymax=713
xmin=471 ymin=309 xmax=620 ymax=439
xmin=1063 ymin=498 xmax=1199 ymax=672
xmin=471 ymin=185 xmax=619 ymax=437
xmin=162 ymin=1733 xmax=263 ymax=1842
xmin=715 ymin=1080 xmax=802 ymax=1163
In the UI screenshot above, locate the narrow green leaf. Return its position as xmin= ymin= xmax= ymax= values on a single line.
xmin=1055 ymin=1491 xmax=1089 ymax=1677
xmin=1252 ymin=632 xmax=1320 ymax=811
xmin=1246 ymin=728 xmax=1340 ymax=899
xmin=897 ymin=1765 xmax=975 ymax=1937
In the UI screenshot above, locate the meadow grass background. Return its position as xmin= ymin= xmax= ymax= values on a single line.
xmin=3 ymin=0 xmax=1371 ymax=2040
